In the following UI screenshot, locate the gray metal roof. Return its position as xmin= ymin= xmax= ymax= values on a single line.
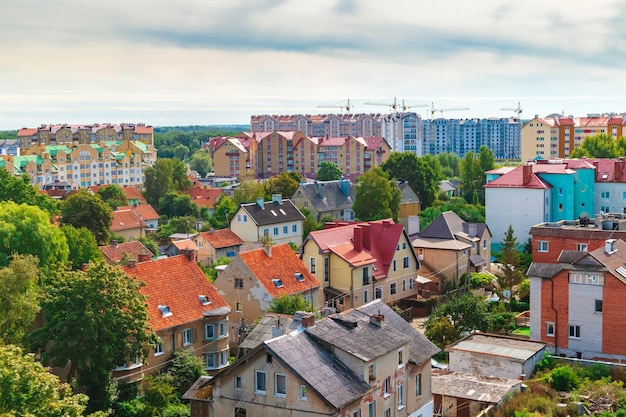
xmin=431 ymin=369 xmax=521 ymax=404
xmin=239 ymin=313 xmax=299 ymax=350
xmin=295 ymin=180 xmax=355 ymax=213
xmin=527 ymin=262 xmax=566 ymax=278
xmin=448 ymin=333 xmax=546 ymax=362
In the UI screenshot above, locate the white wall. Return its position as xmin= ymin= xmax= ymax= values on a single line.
xmin=449 ymin=350 xmax=525 ymax=380
xmin=486 ymin=187 xmax=548 ymax=244
xmin=529 ymin=277 xmax=543 ymax=341
xmin=566 ymin=282 xmax=603 ymax=358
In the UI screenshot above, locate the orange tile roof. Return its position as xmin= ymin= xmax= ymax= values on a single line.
xmin=121 ymin=186 xmax=146 ymax=203
xmin=188 ymin=187 xmax=224 ymax=209
xmin=173 ymin=239 xmax=199 ymax=251
xmin=123 ymin=255 xmax=230 ymax=331
xmin=99 ymin=241 xmax=152 ymax=263
xmin=135 ymin=125 xmax=154 ymax=134
xmin=117 ymin=204 xmax=160 ymax=221
xmin=239 ymin=244 xmax=320 ymax=298
xmin=201 ymin=229 xmax=243 ymax=248
xmin=111 ymin=209 xmax=146 ymax=231
xmin=18 ymin=128 xmax=37 ymax=136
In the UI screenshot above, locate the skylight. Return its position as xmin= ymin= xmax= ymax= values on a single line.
xmin=272 ymin=278 xmax=283 ymax=287
xmin=270 ymin=210 xmax=278 ymax=216
xmin=294 ymin=273 xmax=304 ymax=282
xmin=279 ymin=209 xmax=286 ymax=215
xmin=199 ymin=295 xmax=210 ymax=305
xmin=157 ymin=304 xmax=173 ymax=317
xmin=617 ymin=266 xmax=626 ymax=280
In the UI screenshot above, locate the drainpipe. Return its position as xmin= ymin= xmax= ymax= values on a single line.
xmin=550 ymin=279 xmax=559 ymax=355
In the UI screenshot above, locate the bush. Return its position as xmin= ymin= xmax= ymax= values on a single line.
xmin=549 ymin=366 xmax=580 ymax=391
xmin=468 ymin=272 xmax=495 ymax=289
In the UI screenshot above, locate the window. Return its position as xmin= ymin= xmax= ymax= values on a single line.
xmin=403 ymin=256 xmax=410 ymax=268
xmin=383 ymin=377 xmax=391 ymax=397
xmin=353 ymin=410 xmax=361 ymax=417
xmin=397 ymin=383 xmax=405 ymax=409
xmin=154 ymin=337 xmax=164 ymax=356
xmin=624 ymin=191 xmax=626 ymax=199
xmin=398 ymin=348 xmax=404 ymax=366
xmin=324 ymin=257 xmax=329 ymax=282
xmin=255 ymin=370 xmax=266 ymax=394
xmin=205 ymin=324 xmax=215 ymax=340
xmin=243 ymin=215 xmax=248 ymax=222
xmin=546 ymin=322 xmax=555 ymax=337
xmin=569 ymin=325 xmax=581 ymax=339
xmin=569 ymin=273 xmax=604 ymax=285
xmin=219 ymin=321 xmax=227 ymax=337
xmin=205 ymin=353 xmax=217 ymax=369
xmin=409 ymin=278 xmax=414 ymax=289
xmin=235 ymin=376 xmax=242 ymax=390
xmin=595 ymin=299 xmax=603 ymax=313
xmin=283 ymin=226 xmax=288 ymax=234
xmin=601 ymin=205 xmax=610 ymax=213
xmin=576 ymin=243 xmax=588 ymax=252
xmin=275 ymin=374 xmax=286 ymax=397
xmin=392 ymin=259 xmax=397 ymax=272
xmin=390 ymin=283 xmax=397 ymax=295
xmin=300 ymin=385 xmax=307 ymax=400
xmin=273 ymin=227 xmax=279 ymax=236
xmin=220 ymin=351 xmax=227 ymax=366
xmin=402 ymin=279 xmax=406 ymax=292
xmin=235 ymin=278 xmax=243 ymax=289
xmin=362 ymin=267 xmax=370 ymax=285
xmin=602 ymin=191 xmax=610 ymax=199
xmin=363 ymin=289 xmax=369 ymax=303
xmin=483 ymin=239 xmax=487 ymax=249
xmin=368 ymin=401 xmax=376 ymax=417
xmin=182 ymin=328 xmax=193 ymax=346
xmin=538 ymin=241 xmax=548 ymax=252
xmin=263 ymin=228 xmax=269 ymax=237
xmin=236 ymin=302 xmax=242 ymax=312
xmin=368 ymin=363 xmax=375 ymax=381
xmin=384 ymin=409 xmax=391 ymax=417
xmin=292 ymin=224 xmax=297 ymax=233
xmin=375 ymin=287 xmax=383 ymax=299
xmin=402 ymin=242 xmax=407 ymax=250
xmin=416 ymin=373 xmax=422 ymax=396
xmin=310 ymin=257 xmax=316 ymax=274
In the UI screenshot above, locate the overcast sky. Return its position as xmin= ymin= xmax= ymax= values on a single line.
xmin=2 ymin=0 xmax=626 ymax=129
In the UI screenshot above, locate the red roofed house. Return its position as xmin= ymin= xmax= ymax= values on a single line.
xmin=165 ymin=239 xmax=199 ymax=261
xmin=111 ymin=209 xmax=148 ymax=241
xmin=212 ymin=243 xmax=321 ymax=345
xmin=99 ymin=240 xmax=153 ymax=264
xmin=300 ymin=219 xmax=420 ymax=311
xmin=117 ymin=204 xmax=160 ymax=232
xmin=187 ymin=186 xmax=226 ymax=215
xmin=116 ymin=255 xmax=231 ymax=383
xmin=192 ymin=228 xmax=244 ymax=266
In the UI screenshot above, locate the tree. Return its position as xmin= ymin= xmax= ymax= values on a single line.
xmin=0 ymin=201 xmax=69 ymax=273
xmin=143 ymin=158 xmax=191 ymax=209
xmin=234 ymin=177 xmax=266 ymax=204
xmin=189 ymin=149 xmax=213 ymax=178
xmin=268 ymin=294 xmax=314 ymax=315
xmin=316 ymin=161 xmax=343 ymax=181
xmin=495 ymin=225 xmax=525 ymax=298
xmin=419 ymin=197 xmax=485 ymax=230
xmin=138 ymin=236 xmax=158 ymax=258
xmin=0 ymin=169 xmax=57 ymax=213
xmin=571 ymin=133 xmax=619 ymax=158
xmin=61 ymin=225 xmax=103 ymax=270
xmin=0 ymin=255 xmax=41 ymax=347
xmin=381 ymin=152 xmax=442 ymax=208
xmin=212 ymin=195 xmax=237 ymax=229
xmin=158 ymin=192 xmax=201 ymax=219
xmin=30 ymin=261 xmax=157 ymax=412
xmin=61 ymin=191 xmax=113 ymax=245
xmin=264 ymin=172 xmax=302 ymax=199
xmin=425 ymin=293 xmax=489 ymax=337
xmin=436 ymin=152 xmax=460 ymax=178
xmin=459 ymin=151 xmax=484 ymax=204
xmin=96 ymin=184 xmax=127 ymax=210
xmin=0 ymin=344 xmax=91 ymax=417
xmin=168 ymin=349 xmax=205 ymax=397
xmin=353 ymin=168 xmax=401 ymax=221
xmin=423 ymin=317 xmax=459 ymax=349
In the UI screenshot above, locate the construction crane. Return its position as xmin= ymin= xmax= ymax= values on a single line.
xmin=501 ymin=101 xmax=523 ymax=118
xmin=428 ymin=102 xmax=470 ymax=119
xmin=364 ymin=97 xmax=429 ymax=113
xmin=317 ymin=99 xmax=353 ymax=113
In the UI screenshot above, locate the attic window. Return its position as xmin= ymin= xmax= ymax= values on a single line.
xmin=270 ymin=210 xmax=278 ymax=216
xmin=272 ymin=278 xmax=283 ymax=288
xmin=602 ymin=173 xmax=609 ymax=179
xmin=199 ymin=295 xmax=210 ymax=305
xmin=279 ymin=209 xmax=286 ymax=215
xmin=158 ymin=305 xmax=173 ymax=318
xmin=294 ymin=273 xmax=304 ymax=282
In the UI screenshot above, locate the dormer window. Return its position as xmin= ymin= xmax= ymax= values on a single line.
xmin=199 ymin=295 xmax=210 ymax=305
xmin=158 ymin=305 xmax=173 ymax=317
xmin=272 ymin=279 xmax=283 ymax=288
xmin=294 ymin=273 xmax=304 ymax=282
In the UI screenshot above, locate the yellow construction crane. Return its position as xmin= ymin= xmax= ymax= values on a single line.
xmin=428 ymin=102 xmax=470 ymax=119
xmin=501 ymin=101 xmax=523 ymax=118
xmin=364 ymin=97 xmax=429 ymax=113
xmin=317 ymin=99 xmax=353 ymax=113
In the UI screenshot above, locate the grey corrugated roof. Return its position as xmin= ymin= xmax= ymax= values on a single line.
xmin=447 ymin=333 xmax=546 ymax=362
xmin=296 ymin=180 xmax=355 ymax=213
xmin=431 ymin=369 xmax=521 ymax=404
xmin=265 ymin=330 xmax=371 ymax=409
xmin=557 ymin=250 xmax=593 ymax=264
xmin=527 ymin=262 xmax=566 ymax=278
xmin=241 ymin=199 xmax=305 ymax=226
xmin=419 ymin=211 xmax=488 ymax=243
xmin=239 ymin=313 xmax=299 ymax=350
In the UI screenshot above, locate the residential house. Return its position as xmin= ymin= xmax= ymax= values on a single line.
xmin=192 ymin=228 xmax=244 ymax=266
xmin=301 ymin=219 xmax=420 ymax=311
xmin=212 ymin=243 xmax=321 ymax=347
xmin=446 ymin=333 xmax=546 ymax=380
xmin=116 ymin=255 xmax=231 ymax=383
xmin=117 ymin=203 xmax=160 ymax=232
xmin=229 ymin=195 xmax=305 ymax=248
xmin=165 ymin=239 xmax=199 ymax=261
xmin=187 ymin=185 xmax=226 ymax=216
xmin=398 ymin=181 xmax=421 ymax=220
xmin=439 ymin=179 xmax=461 ymax=198
xmin=184 ymin=299 xmax=440 ymax=417
xmin=88 ymin=184 xmax=146 ymax=206
xmin=111 ymin=209 xmax=148 ymax=241
xmin=528 ymin=239 xmax=626 ymax=360
xmin=237 ymin=312 xmax=302 ymax=357
xmin=412 ymin=211 xmax=491 ymax=289
xmin=99 ymin=240 xmax=152 ymax=264
xmin=291 ymin=178 xmax=355 ymax=221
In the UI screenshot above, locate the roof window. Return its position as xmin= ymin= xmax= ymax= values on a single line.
xmin=158 ymin=304 xmax=173 ymax=317
xmin=294 ymin=273 xmax=304 ymax=282
xmin=199 ymin=295 xmax=210 ymax=305
xmin=272 ymin=278 xmax=283 ymax=288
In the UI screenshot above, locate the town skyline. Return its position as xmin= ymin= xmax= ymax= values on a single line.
xmin=2 ymin=0 xmax=626 ymax=130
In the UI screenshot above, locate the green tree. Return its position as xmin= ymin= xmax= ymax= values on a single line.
xmin=478 ymin=145 xmax=496 ymax=174
xmin=173 ymin=144 xmax=190 ymax=161
xmin=426 ymin=294 xmax=489 ymax=336
xmin=0 ymin=169 xmax=57 ymax=213
xmin=436 ymin=152 xmax=460 ymax=178
xmin=96 ymin=184 xmax=127 ymax=210
xmin=0 ymin=344 xmax=91 ymax=417
xmin=301 ymin=206 xmax=322 ymax=239
xmin=158 ymin=192 xmax=201 ymax=219
xmin=419 ymin=197 xmax=485 ymax=230
xmin=264 ymin=172 xmax=302 ymax=199
xmin=495 ymin=225 xmax=525 ymax=298
xmin=212 ymin=195 xmax=237 ymax=229
xmin=30 ymin=261 xmax=157 ymax=412
xmin=138 ymin=236 xmax=158 ymax=258
xmin=0 ymin=255 xmax=41 ymax=347
xmin=143 ymin=158 xmax=191 ymax=210
xmin=459 ymin=152 xmax=483 ymax=204
xmin=189 ymin=149 xmax=213 ymax=178
xmin=234 ymin=177 xmax=266 ymax=204
xmin=353 ymin=168 xmax=401 ymax=221
xmin=61 ymin=191 xmax=113 ymax=245
xmin=0 ymin=201 xmax=69 ymax=273
xmin=268 ymin=294 xmax=314 ymax=315
xmin=381 ymin=152 xmax=442 ymax=208
xmin=316 ymin=161 xmax=343 ymax=181
xmin=168 ymin=349 xmax=205 ymax=397
xmin=61 ymin=225 xmax=103 ymax=270
xmin=423 ymin=316 xmax=459 ymax=349
xmin=571 ymin=133 xmax=619 ymax=158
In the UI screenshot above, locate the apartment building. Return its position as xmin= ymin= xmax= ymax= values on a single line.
xmin=521 ymin=114 xmax=626 ymax=162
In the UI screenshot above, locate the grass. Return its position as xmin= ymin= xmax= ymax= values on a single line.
xmin=512 ymin=327 xmax=530 ymax=337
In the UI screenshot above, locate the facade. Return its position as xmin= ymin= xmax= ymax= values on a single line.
xmin=398 ymin=181 xmax=421 ymax=220
xmin=111 ymin=209 xmax=148 ymax=241
xmin=291 ymin=179 xmax=356 ymax=221
xmin=184 ymin=299 xmax=439 ymax=417
xmin=209 ymin=135 xmax=258 ymax=180
xmin=212 ymin=243 xmax=321 ymax=345
xmin=229 ymin=196 xmax=305 ymax=247
xmin=116 ymin=256 xmax=231 ymax=382
xmin=412 ymin=211 xmax=491 ymax=288
xmin=0 ymin=139 xmax=19 ymax=156
xmin=192 ymin=228 xmax=244 ymax=266
xmin=521 ymin=114 xmax=626 ymax=162
xmin=527 ymin=239 xmax=626 ymax=360
xmin=301 ymin=220 xmax=420 ymax=311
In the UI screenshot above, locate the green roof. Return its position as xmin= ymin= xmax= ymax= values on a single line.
xmin=45 ymin=145 xmax=71 ymax=157
xmin=132 ymin=141 xmax=149 ymax=152
xmin=15 ymin=155 xmax=44 ymax=168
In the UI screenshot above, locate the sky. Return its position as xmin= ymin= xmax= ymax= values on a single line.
xmin=2 ymin=0 xmax=626 ymax=130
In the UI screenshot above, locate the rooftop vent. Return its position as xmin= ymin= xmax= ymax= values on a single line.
xmin=199 ymin=295 xmax=210 ymax=305
xmin=294 ymin=272 xmax=304 ymax=282
xmin=272 ymin=278 xmax=283 ymax=288
xmin=158 ymin=305 xmax=173 ymax=317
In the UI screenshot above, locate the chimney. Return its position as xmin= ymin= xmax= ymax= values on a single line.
xmin=468 ymin=223 xmax=477 ymax=238
xmin=272 ymin=194 xmax=282 ymax=204
xmin=256 ymin=197 xmax=264 ymax=209
xmin=370 ymin=314 xmax=384 ymax=327
xmin=616 ymin=159 xmax=624 ymax=178
xmin=263 ymin=244 xmax=272 ymax=257
xmin=111 ymin=239 xmax=118 ymax=247
xmin=354 ymin=226 xmax=363 ymax=252
xmin=361 ymin=224 xmax=371 ymax=251
xmin=271 ymin=318 xmax=284 ymax=338
xmin=340 ymin=177 xmax=350 ymax=197
xmin=138 ymin=253 xmax=151 ymax=262
xmin=301 ymin=313 xmax=315 ymax=328
xmin=522 ymin=164 xmax=532 ymax=185
xmin=317 ymin=182 xmax=325 ymax=199
xmin=209 ymin=227 xmax=215 ymax=234
xmin=127 ymin=259 xmax=137 ymax=268
xmin=605 ymin=239 xmax=617 ymax=254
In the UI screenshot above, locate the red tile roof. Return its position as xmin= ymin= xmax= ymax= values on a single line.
xmin=188 ymin=187 xmax=224 ymax=209
xmin=483 ymin=164 xmax=551 ymax=189
xmin=135 ymin=125 xmax=154 ymax=134
xmin=173 ymin=239 xmax=199 ymax=251
xmin=122 ymin=255 xmax=229 ymax=331
xmin=117 ymin=204 xmax=160 ymax=221
xmin=99 ymin=241 xmax=152 ymax=263
xmin=18 ymin=128 xmax=37 ymax=136
xmin=111 ymin=209 xmax=146 ymax=231
xmin=121 ymin=186 xmax=146 ymax=203
xmin=201 ymin=229 xmax=244 ymax=248
xmin=239 ymin=244 xmax=320 ymax=298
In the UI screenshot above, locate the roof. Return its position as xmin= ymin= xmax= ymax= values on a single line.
xmin=483 ymin=164 xmax=551 ymax=189
xmin=188 ymin=187 xmax=224 ymax=209
xmin=416 ymin=211 xmax=488 ymax=247
xmin=171 ymin=239 xmax=199 ymax=251
xmin=526 ymin=262 xmax=567 ymax=278
xmin=200 ymin=228 xmax=243 ymax=248
xmin=447 ymin=333 xmax=546 ymax=362
xmin=239 ymin=313 xmax=300 ymax=350
xmin=99 ymin=241 xmax=152 ymax=263
xmin=294 ymin=180 xmax=355 ymax=213
xmin=111 ymin=209 xmax=146 ymax=232
xmin=238 ymin=244 xmax=320 ymax=298
xmin=431 ymin=369 xmax=521 ymax=404
xmin=122 ymin=255 xmax=230 ymax=331
xmin=239 ymin=198 xmax=305 ymax=226
xmin=117 ymin=204 xmax=160 ymax=221
xmin=590 ymin=239 xmax=626 ymax=285
xmin=121 ymin=186 xmax=146 ymax=203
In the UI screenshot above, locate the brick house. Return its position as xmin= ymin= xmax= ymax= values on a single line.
xmin=192 ymin=228 xmax=244 ymax=267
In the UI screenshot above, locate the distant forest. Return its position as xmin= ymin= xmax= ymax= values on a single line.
xmin=0 ymin=130 xmax=17 ymax=140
